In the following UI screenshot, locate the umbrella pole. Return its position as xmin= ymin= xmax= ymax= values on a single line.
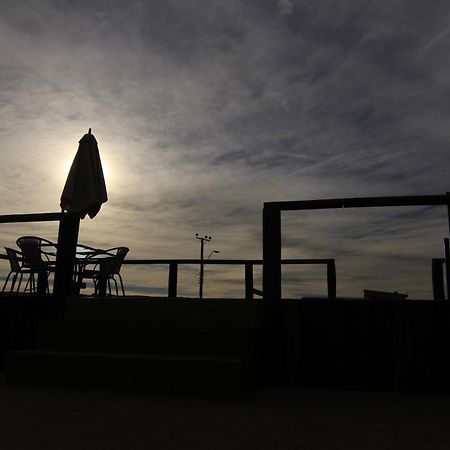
xmin=53 ymin=212 xmax=80 ymax=317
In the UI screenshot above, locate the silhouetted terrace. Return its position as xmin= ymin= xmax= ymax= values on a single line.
xmin=0 ymin=193 xmax=450 ymax=394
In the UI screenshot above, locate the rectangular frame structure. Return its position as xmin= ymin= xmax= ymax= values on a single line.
xmin=263 ymin=193 xmax=450 ymax=306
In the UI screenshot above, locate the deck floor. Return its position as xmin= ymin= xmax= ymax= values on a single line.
xmin=0 ymin=372 xmax=449 ymax=449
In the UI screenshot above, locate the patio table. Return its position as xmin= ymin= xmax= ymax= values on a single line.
xmin=41 ymin=243 xmax=113 ymax=296
xmin=73 ymin=247 xmax=115 ymax=296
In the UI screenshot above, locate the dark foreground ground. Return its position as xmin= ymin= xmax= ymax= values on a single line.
xmin=0 ymin=372 xmax=450 ymax=450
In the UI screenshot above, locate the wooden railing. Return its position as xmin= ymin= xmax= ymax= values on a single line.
xmin=0 ymin=211 xmax=336 ymax=300
xmin=122 ymin=258 xmax=336 ymax=299
xmin=1 ymin=193 xmax=449 ymax=307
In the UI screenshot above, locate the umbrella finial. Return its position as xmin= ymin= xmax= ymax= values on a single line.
xmin=88 ymin=128 xmax=91 ymax=134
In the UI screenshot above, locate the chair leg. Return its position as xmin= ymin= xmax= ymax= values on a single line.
xmin=110 ymin=276 xmax=119 ymax=296
xmin=117 ymin=273 xmax=125 ymax=296
xmin=31 ymin=273 xmax=36 ymax=293
xmin=45 ymin=271 xmax=50 ymax=294
xmin=16 ymin=273 xmax=24 ymax=293
xmin=24 ymin=274 xmax=31 ymax=293
xmin=10 ymin=273 xmax=18 ymax=294
xmin=2 ymin=272 xmax=12 ymax=293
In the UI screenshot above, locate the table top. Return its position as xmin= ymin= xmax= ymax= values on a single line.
xmin=40 ymin=244 xmax=114 ymax=262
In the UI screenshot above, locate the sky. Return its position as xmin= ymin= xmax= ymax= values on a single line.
xmin=0 ymin=0 xmax=449 ymax=298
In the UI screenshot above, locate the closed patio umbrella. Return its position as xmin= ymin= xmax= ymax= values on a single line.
xmin=60 ymin=129 xmax=108 ymax=219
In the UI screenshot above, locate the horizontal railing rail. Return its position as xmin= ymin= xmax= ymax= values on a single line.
xmin=0 ymin=212 xmax=62 ymax=224
xmin=123 ymin=259 xmax=333 ymax=265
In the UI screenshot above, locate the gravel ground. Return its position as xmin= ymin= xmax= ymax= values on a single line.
xmin=0 ymin=372 xmax=449 ymax=450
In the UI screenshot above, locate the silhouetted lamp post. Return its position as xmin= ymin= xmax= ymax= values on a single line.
xmin=195 ymin=233 xmax=211 ymax=300
xmin=208 ymin=250 xmax=220 ymax=260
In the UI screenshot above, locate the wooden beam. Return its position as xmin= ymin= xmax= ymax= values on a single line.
xmin=265 ymin=195 xmax=448 ymax=212
xmin=263 ymin=205 xmax=282 ymax=304
xmin=262 ymin=204 xmax=286 ymax=384
xmin=0 ymin=212 xmax=62 ymax=224
xmin=445 ymin=238 xmax=450 ymax=301
xmin=446 ymin=192 xmax=450 ymax=238
xmin=122 ymin=258 xmax=334 ymax=265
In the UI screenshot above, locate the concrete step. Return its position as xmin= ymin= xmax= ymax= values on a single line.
xmin=6 ymin=350 xmax=257 ymax=395
xmin=36 ymin=320 xmax=262 ymax=359
xmin=64 ymin=297 xmax=264 ymax=328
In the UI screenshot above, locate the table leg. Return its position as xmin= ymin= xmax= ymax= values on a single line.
xmin=36 ymin=271 xmax=48 ymax=296
xmin=96 ymin=275 xmax=107 ymax=296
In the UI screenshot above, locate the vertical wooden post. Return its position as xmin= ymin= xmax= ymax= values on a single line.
xmin=446 ymin=192 xmax=450 ymax=237
xmin=245 ymin=263 xmax=254 ymax=299
xmin=168 ymin=262 xmax=178 ymax=298
xmin=53 ymin=213 xmax=80 ymax=314
xmin=432 ymin=258 xmax=445 ymax=300
xmin=262 ymin=204 xmax=286 ymax=384
xmin=445 ymin=238 xmax=450 ymax=300
xmin=263 ymin=205 xmax=282 ymax=304
xmin=327 ymin=261 xmax=337 ymax=300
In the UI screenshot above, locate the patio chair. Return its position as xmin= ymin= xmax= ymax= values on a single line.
xmin=81 ymin=247 xmax=129 ymax=296
xmin=2 ymin=247 xmax=33 ymax=294
xmin=16 ymin=236 xmax=56 ymax=294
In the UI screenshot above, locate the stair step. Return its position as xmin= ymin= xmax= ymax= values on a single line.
xmin=36 ymin=321 xmax=262 ymax=358
xmin=64 ymin=297 xmax=263 ymax=327
xmin=6 ymin=350 xmax=257 ymax=394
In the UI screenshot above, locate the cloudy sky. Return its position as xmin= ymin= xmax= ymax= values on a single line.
xmin=0 ymin=0 xmax=449 ymax=298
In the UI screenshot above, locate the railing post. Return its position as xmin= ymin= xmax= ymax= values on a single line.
xmin=168 ymin=262 xmax=178 ymax=298
xmin=263 ymin=205 xmax=282 ymax=303
xmin=432 ymin=258 xmax=445 ymax=300
xmin=445 ymin=238 xmax=450 ymax=300
xmin=327 ymin=260 xmax=336 ymax=300
xmin=53 ymin=213 xmax=80 ymax=313
xmin=245 ymin=263 xmax=254 ymax=299
xmin=262 ymin=204 xmax=286 ymax=384
xmin=446 ymin=192 xmax=450 ymax=237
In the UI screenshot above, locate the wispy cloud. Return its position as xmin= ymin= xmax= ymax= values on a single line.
xmin=278 ymin=0 xmax=294 ymax=17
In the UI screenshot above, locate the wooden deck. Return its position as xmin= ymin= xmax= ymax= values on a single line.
xmin=1 ymin=295 xmax=450 ymax=393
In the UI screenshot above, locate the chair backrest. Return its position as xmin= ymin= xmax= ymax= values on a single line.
xmin=100 ymin=247 xmax=129 ymax=276
xmin=16 ymin=236 xmax=47 ymax=269
xmin=5 ymin=247 xmax=21 ymax=272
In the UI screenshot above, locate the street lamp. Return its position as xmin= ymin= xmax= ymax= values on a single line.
xmin=195 ymin=233 xmax=211 ymax=300
xmin=207 ymin=250 xmax=220 ymax=260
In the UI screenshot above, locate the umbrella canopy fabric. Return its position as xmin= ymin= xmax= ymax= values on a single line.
xmin=60 ymin=130 xmax=108 ymax=219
